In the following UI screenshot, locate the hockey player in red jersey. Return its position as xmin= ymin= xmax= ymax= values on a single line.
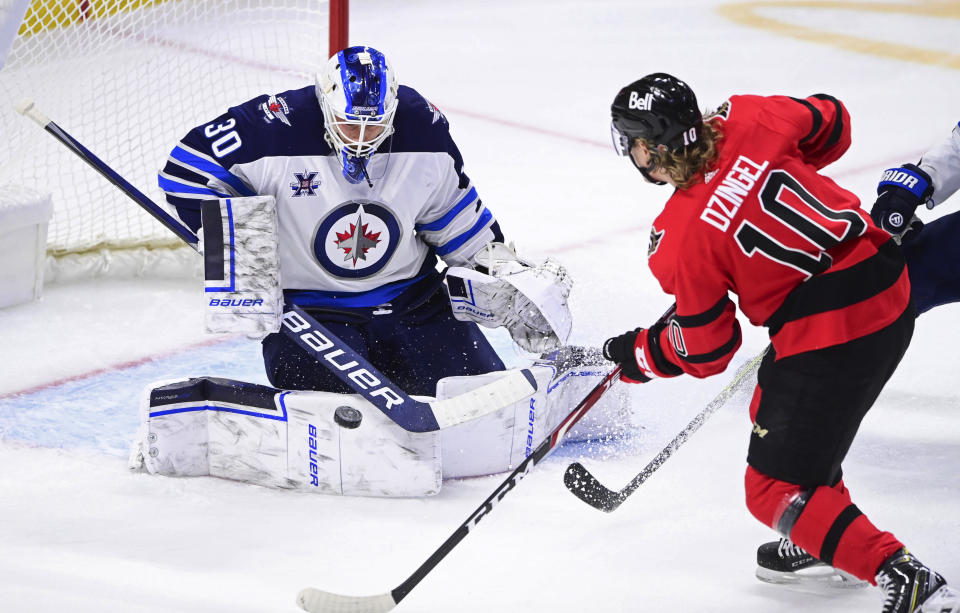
xmin=756 ymin=121 xmax=960 ymax=588
xmin=603 ymin=73 xmax=959 ymax=613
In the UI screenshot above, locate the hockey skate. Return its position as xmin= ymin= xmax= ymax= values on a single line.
xmin=756 ymin=538 xmax=867 ymax=588
xmin=876 ymin=549 xmax=960 ymax=613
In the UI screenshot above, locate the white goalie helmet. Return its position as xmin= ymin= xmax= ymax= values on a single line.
xmin=316 ymin=46 xmax=399 ymax=183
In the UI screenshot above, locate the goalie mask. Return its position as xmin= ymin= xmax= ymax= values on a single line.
xmin=610 ymin=72 xmax=702 ymax=184
xmin=316 ymin=46 xmax=399 ymax=185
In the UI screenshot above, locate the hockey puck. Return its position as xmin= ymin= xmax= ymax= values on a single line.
xmin=334 ymin=406 xmax=362 ymax=429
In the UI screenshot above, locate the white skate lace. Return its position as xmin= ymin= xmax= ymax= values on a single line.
xmin=777 ymin=538 xmax=806 ymax=559
xmin=876 ymin=571 xmax=897 ymax=612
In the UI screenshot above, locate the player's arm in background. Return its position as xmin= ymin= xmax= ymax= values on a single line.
xmin=871 ymin=121 xmax=960 ymax=236
xmin=158 ymin=108 xmax=259 ymax=232
xmin=918 ymin=120 xmax=960 ymax=208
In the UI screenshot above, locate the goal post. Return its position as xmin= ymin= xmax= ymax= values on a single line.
xmin=0 ymin=0 xmax=347 ymax=274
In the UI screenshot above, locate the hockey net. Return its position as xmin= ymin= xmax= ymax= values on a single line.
xmin=0 ymin=0 xmax=341 ymax=277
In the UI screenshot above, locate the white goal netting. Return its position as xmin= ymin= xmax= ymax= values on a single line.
xmin=0 ymin=0 xmax=330 ymax=259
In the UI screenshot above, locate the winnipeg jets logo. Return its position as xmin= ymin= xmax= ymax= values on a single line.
xmin=290 ymin=171 xmax=320 ymax=197
xmin=648 ymin=227 xmax=664 ymax=257
xmin=313 ymin=201 xmax=401 ymax=279
xmin=261 ymin=95 xmax=291 ymax=126
xmin=334 ymin=210 xmax=382 ymax=266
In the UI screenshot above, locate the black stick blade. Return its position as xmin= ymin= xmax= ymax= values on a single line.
xmin=563 ymin=462 xmax=625 ymax=513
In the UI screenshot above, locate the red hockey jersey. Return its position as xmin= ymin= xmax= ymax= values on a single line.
xmin=638 ymin=94 xmax=910 ymax=379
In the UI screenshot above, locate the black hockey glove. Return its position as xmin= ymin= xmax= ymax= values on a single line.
xmin=871 ymin=163 xmax=934 ymax=241
xmin=602 ymin=328 xmax=652 ymax=383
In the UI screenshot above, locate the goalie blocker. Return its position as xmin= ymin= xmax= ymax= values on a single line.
xmin=201 ymin=195 xmax=284 ymax=338
xmin=129 ymin=347 xmax=625 ymax=496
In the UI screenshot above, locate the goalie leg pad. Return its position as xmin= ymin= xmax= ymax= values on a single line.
xmin=131 ymin=377 xmax=441 ymax=497
xmin=202 ymin=196 xmax=283 ymax=338
xmin=534 ymin=346 xmax=631 ymax=443
xmin=437 ymin=367 xmax=553 ymax=478
xmin=437 ymin=347 xmax=629 ymax=478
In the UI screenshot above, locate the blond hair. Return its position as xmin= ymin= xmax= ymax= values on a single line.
xmin=640 ymin=117 xmax=723 ymax=189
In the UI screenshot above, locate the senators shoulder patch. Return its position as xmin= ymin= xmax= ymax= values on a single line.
xmin=648 ymin=227 xmax=664 ymax=257
xmin=714 ymin=99 xmax=731 ymax=120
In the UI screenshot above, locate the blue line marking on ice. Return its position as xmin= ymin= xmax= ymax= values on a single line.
xmin=0 ymin=337 xmax=268 ymax=456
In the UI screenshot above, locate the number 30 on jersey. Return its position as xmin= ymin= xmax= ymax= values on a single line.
xmin=204 ymin=118 xmax=242 ymax=157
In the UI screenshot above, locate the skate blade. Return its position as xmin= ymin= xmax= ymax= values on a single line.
xmin=920 ymin=585 xmax=960 ymax=613
xmin=756 ymin=566 xmax=868 ymax=589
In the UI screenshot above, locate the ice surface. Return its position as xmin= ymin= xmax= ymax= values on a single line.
xmin=1 ymin=1 xmax=958 ymax=612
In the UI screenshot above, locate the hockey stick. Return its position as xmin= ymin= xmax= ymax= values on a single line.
xmin=295 ymin=303 xmax=678 ymax=612
xmin=16 ymin=100 xmax=200 ymax=250
xmin=563 ymin=347 xmax=766 ymax=512
xmin=296 ymin=365 xmax=625 ymax=613
xmin=16 ymin=98 xmax=537 ymax=433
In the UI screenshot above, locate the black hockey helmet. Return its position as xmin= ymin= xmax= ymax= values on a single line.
xmin=610 ymin=73 xmax=703 ymax=157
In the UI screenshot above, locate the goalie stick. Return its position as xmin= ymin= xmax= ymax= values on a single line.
xmin=16 ymin=98 xmax=537 ymax=433
xmin=279 ymin=305 xmax=537 ymax=432
xmin=295 ymin=304 xmax=677 ymax=613
xmin=563 ymin=347 xmax=767 ymax=512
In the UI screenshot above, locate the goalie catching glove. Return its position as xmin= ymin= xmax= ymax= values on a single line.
xmin=443 ymin=242 xmax=572 ymax=354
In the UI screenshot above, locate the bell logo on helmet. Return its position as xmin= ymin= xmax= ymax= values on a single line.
xmin=628 ymin=91 xmax=654 ymax=111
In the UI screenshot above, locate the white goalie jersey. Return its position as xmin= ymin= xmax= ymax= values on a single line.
xmin=159 ymin=84 xmax=501 ymax=308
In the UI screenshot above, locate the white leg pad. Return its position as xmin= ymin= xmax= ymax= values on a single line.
xmin=131 ymin=377 xmax=441 ymax=497
xmin=129 ymin=349 xmax=628 ymax=492
xmin=438 ymin=347 xmax=629 ymax=478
